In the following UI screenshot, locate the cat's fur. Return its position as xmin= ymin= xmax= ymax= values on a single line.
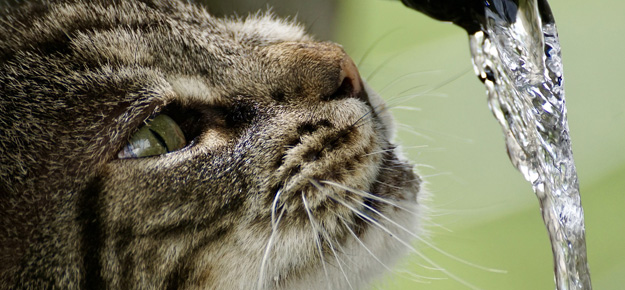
xmin=0 ymin=0 xmax=422 ymax=289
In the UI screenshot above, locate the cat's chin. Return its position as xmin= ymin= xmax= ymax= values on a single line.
xmin=257 ymin=88 xmax=422 ymax=290
xmin=276 ymin=155 xmax=422 ymax=290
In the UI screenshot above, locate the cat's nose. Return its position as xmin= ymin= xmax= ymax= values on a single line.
xmin=265 ymin=42 xmax=368 ymax=104
xmin=324 ymin=53 xmax=367 ymax=103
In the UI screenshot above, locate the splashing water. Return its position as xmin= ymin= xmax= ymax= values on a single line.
xmin=468 ymin=1 xmax=591 ymax=289
xmin=400 ymin=0 xmax=592 ymax=289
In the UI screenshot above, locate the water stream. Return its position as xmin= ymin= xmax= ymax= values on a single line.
xmin=469 ymin=1 xmax=591 ymax=289
xmin=400 ymin=0 xmax=592 ymax=289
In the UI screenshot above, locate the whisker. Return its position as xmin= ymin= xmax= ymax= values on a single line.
xmin=394 ymin=83 xmax=446 ymax=100
xmin=319 ymin=180 xmax=420 ymax=217
xmin=356 ymin=27 xmax=403 ymax=68
xmin=386 ymin=93 xmax=448 ymax=111
xmin=328 ymin=194 xmax=486 ymax=290
xmin=270 ymin=188 xmax=284 ymax=228
xmin=337 ymin=217 xmax=437 ymax=285
xmin=372 ymin=179 xmax=405 ymax=191
xmin=308 ymin=179 xmax=355 ymax=290
xmin=256 ymin=206 xmax=285 ymax=290
xmin=406 ymin=125 xmax=476 ymax=144
xmin=376 ymin=71 xmax=439 ymax=96
xmin=394 ymin=268 xmax=448 ymax=282
xmin=364 ymin=49 xmax=406 ymax=83
xmin=257 ymin=186 xmax=286 ymax=290
xmin=419 ymin=172 xmax=453 ymax=179
xmin=414 ymin=164 xmax=437 ymax=170
xmin=351 ymin=118 xmax=375 ymax=131
xmin=389 ymin=105 xmax=423 ymax=112
xmin=383 ymin=67 xmax=472 ymax=107
xmin=394 ymin=123 xmax=434 ymax=141
xmin=350 ymin=109 xmax=376 ymax=128
xmin=339 ymin=218 xmax=391 ymax=269
xmin=327 ymin=194 xmax=441 ymax=274
xmin=300 ymin=191 xmax=330 ymax=287
xmin=350 ymin=196 xmax=507 ymax=275
xmin=363 ymin=145 xmax=429 ymax=157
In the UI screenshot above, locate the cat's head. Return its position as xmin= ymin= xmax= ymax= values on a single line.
xmin=0 ymin=1 xmax=422 ymax=289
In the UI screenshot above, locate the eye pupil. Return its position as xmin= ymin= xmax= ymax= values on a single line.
xmin=149 ymin=128 xmax=171 ymax=151
xmin=118 ymin=114 xmax=187 ymax=159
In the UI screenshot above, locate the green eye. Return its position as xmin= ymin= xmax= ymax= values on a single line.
xmin=118 ymin=114 xmax=186 ymax=159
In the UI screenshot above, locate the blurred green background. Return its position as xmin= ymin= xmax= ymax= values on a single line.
xmin=331 ymin=0 xmax=625 ymax=289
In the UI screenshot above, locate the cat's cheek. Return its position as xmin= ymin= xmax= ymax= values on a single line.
xmin=364 ymin=82 xmax=396 ymax=141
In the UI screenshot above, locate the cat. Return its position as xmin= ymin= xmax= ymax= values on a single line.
xmin=0 ymin=0 xmax=423 ymax=289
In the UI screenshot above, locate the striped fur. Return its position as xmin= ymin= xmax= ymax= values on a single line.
xmin=0 ymin=1 xmax=422 ymax=289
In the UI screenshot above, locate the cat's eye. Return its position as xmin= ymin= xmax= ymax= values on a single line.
xmin=118 ymin=114 xmax=186 ymax=159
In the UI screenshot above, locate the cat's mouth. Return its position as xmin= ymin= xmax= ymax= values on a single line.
xmin=267 ymin=97 xmax=418 ymax=222
xmin=259 ymin=101 xmax=420 ymax=287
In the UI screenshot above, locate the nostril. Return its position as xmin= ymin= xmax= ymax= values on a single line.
xmin=331 ymin=77 xmax=354 ymax=100
xmin=340 ymin=55 xmax=362 ymax=94
xmin=322 ymin=56 xmax=368 ymax=103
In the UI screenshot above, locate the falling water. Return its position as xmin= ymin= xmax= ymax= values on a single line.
xmin=400 ymin=0 xmax=592 ymax=289
xmin=468 ymin=0 xmax=591 ymax=289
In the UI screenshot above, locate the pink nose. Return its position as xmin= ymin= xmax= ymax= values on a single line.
xmin=264 ymin=42 xmax=368 ymax=104
xmin=331 ymin=54 xmax=367 ymax=103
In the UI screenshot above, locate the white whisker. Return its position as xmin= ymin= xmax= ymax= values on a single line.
xmin=328 ymin=193 xmax=486 ymax=290
xmin=373 ymin=179 xmax=405 ymax=190
xmin=394 ymin=268 xmax=448 ymax=282
xmin=319 ymin=180 xmax=420 ymax=217
xmin=350 ymin=196 xmax=507 ymax=275
xmin=420 ymin=172 xmax=453 ymax=179
xmin=338 ymin=217 xmax=433 ymax=285
xmin=300 ymin=191 xmax=330 ymax=286
xmin=257 ymin=188 xmax=285 ymax=290
xmin=308 ymin=179 xmax=355 ymax=290
xmin=356 ymin=27 xmax=403 ymax=68
xmin=270 ymin=188 xmax=284 ymax=228
xmin=394 ymin=123 xmax=434 ymax=141
xmin=389 ymin=105 xmax=423 ymax=112
xmin=363 ymin=145 xmax=429 ymax=157
xmin=383 ymin=67 xmax=472 ymax=108
xmin=364 ymin=50 xmax=404 ymax=83
xmin=385 ymin=92 xmax=448 ymax=110
xmin=377 ymin=71 xmax=438 ymax=95
xmin=351 ymin=110 xmax=376 ymax=128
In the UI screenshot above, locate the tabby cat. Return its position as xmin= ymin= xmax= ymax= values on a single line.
xmin=0 ymin=0 xmax=423 ymax=289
